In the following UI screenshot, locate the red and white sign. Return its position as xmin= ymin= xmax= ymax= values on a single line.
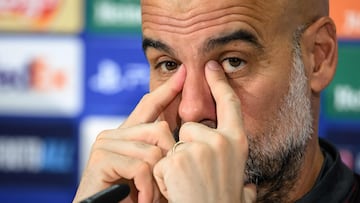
xmin=0 ymin=0 xmax=83 ymax=33
xmin=0 ymin=37 xmax=83 ymax=117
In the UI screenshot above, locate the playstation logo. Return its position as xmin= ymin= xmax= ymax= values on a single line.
xmin=89 ymin=59 xmax=149 ymax=95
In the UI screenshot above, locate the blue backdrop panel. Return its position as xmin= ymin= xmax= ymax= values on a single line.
xmin=0 ymin=117 xmax=78 ymax=203
xmin=84 ymin=36 xmax=149 ymax=116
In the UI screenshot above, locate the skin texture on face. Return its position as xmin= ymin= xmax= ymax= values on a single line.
xmin=143 ymin=0 xmax=296 ymax=135
xmin=245 ymin=32 xmax=313 ymax=201
xmin=70 ymin=1 xmax=337 ymax=203
xmin=141 ymin=0 xmax=334 ymax=202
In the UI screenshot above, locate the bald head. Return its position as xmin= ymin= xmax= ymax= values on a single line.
xmin=141 ymin=0 xmax=329 ymax=15
xmin=141 ymin=0 xmax=330 ymax=38
xmin=283 ymin=0 xmax=329 ymax=25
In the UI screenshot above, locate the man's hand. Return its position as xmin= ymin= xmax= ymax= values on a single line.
xmin=153 ymin=61 xmax=257 ymax=203
xmin=72 ymin=66 xmax=186 ymax=203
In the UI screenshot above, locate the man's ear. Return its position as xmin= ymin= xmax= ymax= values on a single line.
xmin=302 ymin=17 xmax=338 ymax=93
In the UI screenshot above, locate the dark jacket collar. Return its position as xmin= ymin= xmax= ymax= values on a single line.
xmin=296 ymin=138 xmax=358 ymax=203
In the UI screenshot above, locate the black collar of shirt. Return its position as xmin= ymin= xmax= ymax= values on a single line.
xmin=296 ymin=138 xmax=357 ymax=203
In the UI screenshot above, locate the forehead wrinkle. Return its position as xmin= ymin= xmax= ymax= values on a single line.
xmin=143 ymin=16 xmax=258 ymax=36
xmin=142 ymin=5 xmax=262 ymax=22
xmin=142 ymin=5 xmax=264 ymax=37
xmin=143 ymin=16 xmax=262 ymax=39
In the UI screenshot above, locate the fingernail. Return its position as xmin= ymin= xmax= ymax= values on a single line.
xmin=206 ymin=60 xmax=221 ymax=70
xmin=176 ymin=64 xmax=185 ymax=75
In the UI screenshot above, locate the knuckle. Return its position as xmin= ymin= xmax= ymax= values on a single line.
xmin=136 ymin=161 xmax=151 ymax=175
xmin=96 ymin=129 xmax=111 ymax=141
xmin=91 ymin=139 xmax=102 ymax=151
xmin=191 ymin=143 xmax=212 ymax=160
xmin=140 ymin=93 xmax=152 ymax=103
xmin=179 ymin=122 xmax=195 ymax=134
xmin=146 ymin=147 xmax=163 ymax=164
xmin=88 ymin=148 xmax=107 ymax=166
xmin=211 ymin=133 xmax=230 ymax=152
xmin=183 ymin=121 xmax=196 ymax=128
xmin=156 ymin=121 xmax=170 ymax=132
xmin=170 ymin=153 xmax=188 ymax=169
xmin=153 ymin=161 xmax=161 ymax=175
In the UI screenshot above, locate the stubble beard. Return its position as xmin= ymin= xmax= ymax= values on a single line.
xmin=244 ymin=31 xmax=314 ymax=202
xmin=170 ymin=26 xmax=312 ymax=203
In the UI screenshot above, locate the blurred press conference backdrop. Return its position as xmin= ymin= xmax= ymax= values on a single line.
xmin=0 ymin=0 xmax=359 ymax=202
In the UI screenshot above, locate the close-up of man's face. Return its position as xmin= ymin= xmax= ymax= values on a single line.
xmin=8 ymin=0 xmax=360 ymax=203
xmin=142 ymin=0 xmax=321 ymax=201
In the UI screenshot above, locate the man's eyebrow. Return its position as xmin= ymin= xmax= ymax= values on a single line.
xmin=204 ymin=29 xmax=264 ymax=52
xmin=142 ymin=38 xmax=175 ymax=55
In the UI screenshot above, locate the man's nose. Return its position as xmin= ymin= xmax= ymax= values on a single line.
xmin=178 ymin=67 xmax=216 ymax=124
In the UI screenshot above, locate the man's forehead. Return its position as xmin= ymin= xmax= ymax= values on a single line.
xmin=140 ymin=0 xmax=293 ymax=42
xmin=141 ymin=0 xmax=283 ymax=13
xmin=141 ymin=0 xmax=328 ymax=18
xmin=140 ymin=0 xmax=288 ymax=31
xmin=141 ymin=0 xmax=329 ymax=48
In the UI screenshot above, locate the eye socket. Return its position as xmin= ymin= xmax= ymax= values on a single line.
xmin=156 ymin=60 xmax=179 ymax=73
xmin=221 ymin=57 xmax=247 ymax=73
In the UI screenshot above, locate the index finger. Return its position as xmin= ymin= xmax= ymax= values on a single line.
xmin=204 ymin=60 xmax=244 ymax=133
xmin=121 ymin=65 xmax=186 ymax=128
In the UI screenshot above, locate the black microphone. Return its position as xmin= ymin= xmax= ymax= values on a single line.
xmin=79 ymin=184 xmax=130 ymax=203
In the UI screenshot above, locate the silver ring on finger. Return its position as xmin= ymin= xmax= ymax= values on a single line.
xmin=171 ymin=141 xmax=185 ymax=155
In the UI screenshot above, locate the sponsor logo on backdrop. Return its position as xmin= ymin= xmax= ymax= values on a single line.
xmin=325 ymin=45 xmax=360 ymax=119
xmin=0 ymin=57 xmax=67 ymax=92
xmin=89 ymin=59 xmax=149 ymax=95
xmin=0 ymin=0 xmax=60 ymax=25
xmin=0 ymin=0 xmax=82 ymax=33
xmin=0 ymin=37 xmax=83 ymax=117
xmin=85 ymin=37 xmax=149 ymax=115
xmin=330 ymin=0 xmax=360 ymax=38
xmin=0 ymin=136 xmax=74 ymax=173
xmin=94 ymin=0 xmax=140 ymax=26
xmin=87 ymin=0 xmax=141 ymax=33
xmin=334 ymin=85 xmax=360 ymax=112
xmin=343 ymin=10 xmax=360 ymax=36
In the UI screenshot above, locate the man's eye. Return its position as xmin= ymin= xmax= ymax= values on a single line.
xmin=221 ymin=57 xmax=247 ymax=73
xmin=157 ymin=61 xmax=179 ymax=72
